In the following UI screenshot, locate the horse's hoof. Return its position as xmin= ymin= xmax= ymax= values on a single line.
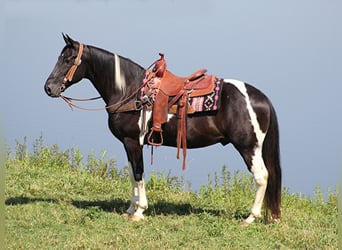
xmin=130 ymin=215 xmax=144 ymax=222
xmin=121 ymin=213 xmax=130 ymax=218
xmin=270 ymin=218 xmax=281 ymax=224
xmin=240 ymin=220 xmax=252 ymax=227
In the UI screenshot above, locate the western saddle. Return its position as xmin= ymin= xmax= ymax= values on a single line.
xmin=146 ymin=53 xmax=215 ymax=170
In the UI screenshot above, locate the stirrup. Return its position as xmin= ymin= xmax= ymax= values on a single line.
xmin=147 ymin=129 xmax=163 ymax=146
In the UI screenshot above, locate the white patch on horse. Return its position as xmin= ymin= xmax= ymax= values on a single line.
xmin=138 ymin=111 xmax=174 ymax=146
xmin=225 ymin=79 xmax=268 ymax=224
xmin=167 ymin=114 xmax=174 ymax=122
xmin=138 ymin=110 xmax=152 ymax=145
xmin=225 ymin=79 xmax=265 ymax=143
xmin=114 ymin=54 xmax=126 ymax=93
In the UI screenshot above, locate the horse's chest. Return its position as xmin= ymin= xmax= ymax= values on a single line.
xmin=108 ymin=113 xmax=140 ymax=138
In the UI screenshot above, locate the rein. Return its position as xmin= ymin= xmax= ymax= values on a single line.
xmin=60 ymin=70 xmax=154 ymax=112
xmin=60 ymin=81 xmax=147 ymax=112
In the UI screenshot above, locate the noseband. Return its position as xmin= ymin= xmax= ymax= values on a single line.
xmin=62 ymin=43 xmax=84 ymax=89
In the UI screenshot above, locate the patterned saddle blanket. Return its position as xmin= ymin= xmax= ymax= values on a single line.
xmin=168 ymin=78 xmax=224 ymax=114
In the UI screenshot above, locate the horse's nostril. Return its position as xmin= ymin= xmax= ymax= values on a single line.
xmin=45 ymin=86 xmax=52 ymax=96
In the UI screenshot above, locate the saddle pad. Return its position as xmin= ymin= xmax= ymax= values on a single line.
xmin=168 ymin=77 xmax=223 ymax=114
xmin=188 ymin=78 xmax=223 ymax=112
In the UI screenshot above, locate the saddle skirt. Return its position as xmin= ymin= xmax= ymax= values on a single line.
xmin=169 ymin=77 xmax=224 ymax=114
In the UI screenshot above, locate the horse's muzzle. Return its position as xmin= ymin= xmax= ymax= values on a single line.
xmin=44 ymin=80 xmax=64 ymax=97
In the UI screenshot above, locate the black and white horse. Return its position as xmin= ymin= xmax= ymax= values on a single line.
xmin=44 ymin=35 xmax=281 ymax=225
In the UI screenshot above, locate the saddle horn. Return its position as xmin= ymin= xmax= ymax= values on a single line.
xmin=153 ymin=53 xmax=166 ymax=78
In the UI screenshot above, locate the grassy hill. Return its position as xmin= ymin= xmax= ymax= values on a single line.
xmin=5 ymin=138 xmax=338 ymax=249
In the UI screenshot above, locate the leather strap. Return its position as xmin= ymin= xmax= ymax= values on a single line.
xmin=63 ymin=43 xmax=84 ymax=84
xmin=176 ymin=93 xmax=188 ymax=170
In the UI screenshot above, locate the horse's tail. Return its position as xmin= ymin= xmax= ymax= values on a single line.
xmin=263 ymin=102 xmax=282 ymax=219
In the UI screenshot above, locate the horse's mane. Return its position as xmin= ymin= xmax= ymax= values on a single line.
xmin=88 ymin=45 xmax=145 ymax=78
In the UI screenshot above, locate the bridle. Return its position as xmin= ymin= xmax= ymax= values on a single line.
xmin=59 ymin=42 xmax=161 ymax=113
xmin=61 ymin=43 xmax=84 ymax=91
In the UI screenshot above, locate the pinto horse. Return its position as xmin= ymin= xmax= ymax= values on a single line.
xmin=44 ymin=34 xmax=281 ymax=225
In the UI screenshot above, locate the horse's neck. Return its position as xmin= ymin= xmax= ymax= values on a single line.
xmin=86 ymin=46 xmax=144 ymax=104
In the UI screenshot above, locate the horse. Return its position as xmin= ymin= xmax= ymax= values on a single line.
xmin=44 ymin=34 xmax=281 ymax=225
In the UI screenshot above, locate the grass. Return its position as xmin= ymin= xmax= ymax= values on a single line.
xmin=5 ymin=137 xmax=338 ymax=249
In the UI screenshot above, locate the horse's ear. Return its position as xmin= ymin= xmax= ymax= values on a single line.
xmin=62 ymin=33 xmax=75 ymax=47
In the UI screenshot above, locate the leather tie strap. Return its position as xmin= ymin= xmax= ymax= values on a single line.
xmin=63 ymin=43 xmax=84 ymax=84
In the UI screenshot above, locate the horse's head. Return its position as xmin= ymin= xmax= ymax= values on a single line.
xmin=44 ymin=34 xmax=86 ymax=97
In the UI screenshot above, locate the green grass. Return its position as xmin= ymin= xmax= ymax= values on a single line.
xmin=5 ymin=138 xmax=338 ymax=249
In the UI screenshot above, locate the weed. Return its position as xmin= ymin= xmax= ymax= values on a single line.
xmin=5 ymin=137 xmax=338 ymax=249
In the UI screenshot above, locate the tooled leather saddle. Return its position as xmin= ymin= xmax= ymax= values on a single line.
xmin=145 ymin=53 xmax=216 ymax=170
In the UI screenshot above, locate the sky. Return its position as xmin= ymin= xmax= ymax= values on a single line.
xmin=2 ymin=0 xmax=341 ymax=197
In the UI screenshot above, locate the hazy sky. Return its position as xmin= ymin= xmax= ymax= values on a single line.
xmin=2 ymin=0 xmax=341 ymax=196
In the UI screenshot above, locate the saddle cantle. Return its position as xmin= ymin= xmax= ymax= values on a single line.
xmin=146 ymin=53 xmax=216 ymax=170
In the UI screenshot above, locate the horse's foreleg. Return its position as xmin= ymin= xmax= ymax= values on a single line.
xmin=242 ymin=146 xmax=268 ymax=226
xmin=123 ymin=137 xmax=148 ymax=221
xmin=131 ymin=177 xmax=147 ymax=221
xmin=126 ymin=165 xmax=148 ymax=221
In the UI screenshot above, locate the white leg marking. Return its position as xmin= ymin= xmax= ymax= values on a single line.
xmin=126 ymin=165 xmax=139 ymax=215
xmin=225 ymin=79 xmax=268 ymax=225
xmin=244 ymin=146 xmax=268 ymax=224
xmin=126 ymin=162 xmax=148 ymax=220
xmin=114 ymin=54 xmax=126 ymax=93
xmin=133 ymin=177 xmax=148 ymax=220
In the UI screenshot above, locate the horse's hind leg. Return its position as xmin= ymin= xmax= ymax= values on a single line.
xmin=240 ymin=145 xmax=268 ymax=226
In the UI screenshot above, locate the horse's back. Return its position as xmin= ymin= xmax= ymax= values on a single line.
xmin=158 ymin=79 xmax=271 ymax=149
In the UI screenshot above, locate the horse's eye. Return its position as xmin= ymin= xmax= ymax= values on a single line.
xmin=64 ymin=57 xmax=71 ymax=64
xmin=58 ymin=53 xmax=64 ymax=61
xmin=64 ymin=55 xmax=76 ymax=64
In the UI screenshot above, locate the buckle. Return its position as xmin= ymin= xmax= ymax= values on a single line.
xmin=135 ymin=100 xmax=143 ymax=110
